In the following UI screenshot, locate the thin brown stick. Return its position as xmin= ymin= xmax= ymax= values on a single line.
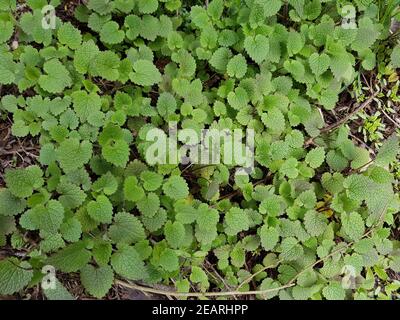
xmin=381 ymin=108 xmax=400 ymax=129
xmin=236 ymin=260 xmax=282 ymax=291
xmin=320 ymin=92 xmax=379 ymax=133
xmin=115 ymin=279 xmax=295 ymax=298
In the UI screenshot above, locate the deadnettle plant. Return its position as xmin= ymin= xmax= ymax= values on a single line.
xmin=0 ymin=0 xmax=400 ymax=300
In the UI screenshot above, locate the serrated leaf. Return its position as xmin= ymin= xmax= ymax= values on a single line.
xmin=5 ymin=165 xmax=43 ymax=198
xmin=342 ymin=212 xmax=365 ymax=241
xmin=375 ymin=134 xmax=399 ymax=166
xmin=108 ymin=212 xmax=146 ymax=244
xmin=260 ymin=225 xmax=279 ymax=251
xmin=244 ymin=34 xmax=269 ymax=64
xmin=164 ymin=220 xmax=185 ymax=249
xmin=100 ymin=21 xmax=125 ymax=44
xmin=309 ymin=52 xmax=330 ymax=76
xmin=0 ymin=189 xmax=26 ymax=216
xmin=224 ymin=207 xmax=249 ymax=236
xmin=129 ymin=59 xmax=161 ymax=86
xmin=305 ymin=147 xmax=325 ymax=168
xmin=87 ymin=195 xmax=113 ymax=224
xmin=58 ymin=22 xmax=82 ymax=49
xmin=80 ymin=264 xmax=114 ymax=299
xmin=0 ymin=258 xmax=33 ymax=295
xmin=227 ymin=54 xmax=247 ymax=79
xmin=47 ymin=241 xmax=91 ymax=273
xmin=39 ymin=59 xmax=72 ymax=94
xmin=111 ymin=246 xmax=147 ymax=280
xmin=304 ymin=210 xmax=327 ymax=237
xmin=163 ymin=176 xmax=189 ymax=200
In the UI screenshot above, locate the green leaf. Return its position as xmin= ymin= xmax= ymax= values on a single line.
xmin=129 ymin=59 xmax=161 ymax=86
xmin=47 ymin=241 xmax=92 ymax=273
xmin=43 ymin=279 xmax=75 ymax=300
xmin=224 ymin=207 xmax=249 ymax=236
xmin=72 ymin=91 xmax=102 ymax=123
xmin=343 ymin=175 xmax=374 ymax=202
xmin=190 ymin=266 xmax=209 ymax=290
xmin=190 ymin=6 xmax=210 ymax=29
xmin=57 ymin=182 xmax=87 ymax=209
xmin=124 ymin=176 xmax=145 ymax=202
xmin=322 ymin=282 xmax=346 ymax=300
xmin=58 ymin=22 xmax=82 ymax=49
xmin=111 ymin=246 xmax=147 ymax=280
xmin=210 ymin=47 xmax=232 ymax=72
xmin=56 ymin=139 xmax=92 ymax=173
xmin=74 ymin=40 xmax=100 ymax=74
xmin=391 ymin=44 xmax=400 ymax=68
xmin=140 ymin=170 xmax=163 ymax=191
xmin=304 ymin=210 xmax=327 ymax=237
xmin=39 ymin=59 xmax=72 ymax=94
xmin=164 ymin=220 xmax=185 ymax=249
xmin=260 ymin=0 xmax=282 ymax=17
xmin=309 ymin=53 xmax=330 ymax=76
xmin=102 ymin=139 xmax=130 ymax=168
xmin=305 ymin=147 xmax=325 ymax=168
xmin=0 ymin=20 xmax=13 ymax=43
xmin=279 ymin=237 xmax=303 ymax=261
xmin=141 ymin=208 xmax=167 ymax=232
xmin=175 ymin=201 xmax=198 ymax=224
xmin=108 ymin=212 xmax=146 ymax=244
xmin=350 ymin=147 xmax=371 ymax=169
xmin=195 ymin=204 xmax=219 ymax=245
xmin=0 ymin=258 xmax=33 ymax=295
xmin=138 ymin=15 xmax=160 ymax=41
xmin=91 ymin=51 xmax=120 ymax=81
xmin=163 ymin=176 xmax=189 ymax=200
xmin=159 ymin=248 xmax=179 ymax=272
xmin=280 ymin=158 xmax=299 ymax=179
xmin=351 ymin=17 xmax=380 ymax=52
xmin=93 ymin=240 xmax=113 ymax=266
xmin=137 ymin=0 xmax=158 ymax=14
xmin=244 ymin=35 xmax=269 ymax=64
xmin=80 ymin=264 xmax=114 ymax=299
xmin=5 ymin=165 xmax=43 ymax=198
xmin=87 ymin=195 xmax=113 ymax=224
xmin=375 ymin=134 xmax=399 ymax=166
xmin=287 ymin=31 xmax=304 ymax=56
xmin=260 ymin=225 xmax=279 ymax=251
xmin=262 ymin=107 xmax=285 ymax=134
xmin=87 ymin=0 xmax=114 ymax=14
xmin=0 ymin=51 xmax=16 ymax=84
xmin=227 ymin=87 xmax=249 ymax=110
xmin=92 ymin=172 xmax=118 ymax=195
xmin=20 ymin=200 xmax=64 ymax=234
xmin=227 ymin=54 xmax=247 ymax=79
xmin=156 ymin=92 xmax=177 ymax=118
xmin=60 ymin=217 xmax=82 ymax=242
xmin=19 ymin=10 xmax=52 ymax=45
xmin=342 ymin=212 xmax=365 ymax=241
xmin=137 ymin=192 xmax=160 ymax=217
xmin=100 ymin=21 xmax=125 ymax=44
xmin=0 ymin=189 xmax=26 ymax=216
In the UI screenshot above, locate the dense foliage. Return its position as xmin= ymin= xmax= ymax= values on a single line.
xmin=1 ymin=0 xmax=400 ymax=300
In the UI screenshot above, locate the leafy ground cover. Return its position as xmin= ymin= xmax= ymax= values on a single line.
xmin=1 ymin=0 xmax=400 ymax=300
